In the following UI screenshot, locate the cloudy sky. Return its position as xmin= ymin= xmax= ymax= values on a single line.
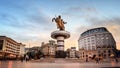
xmin=0 ymin=0 xmax=120 ymax=50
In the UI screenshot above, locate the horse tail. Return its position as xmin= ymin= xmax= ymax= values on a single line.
xmin=52 ymin=18 xmax=55 ymax=22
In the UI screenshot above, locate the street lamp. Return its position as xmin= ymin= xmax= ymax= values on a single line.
xmin=106 ymin=37 xmax=109 ymax=47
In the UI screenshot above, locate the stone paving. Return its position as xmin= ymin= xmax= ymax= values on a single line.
xmin=0 ymin=59 xmax=120 ymax=68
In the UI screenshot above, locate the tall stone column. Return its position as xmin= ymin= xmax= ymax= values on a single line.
xmin=51 ymin=30 xmax=70 ymax=58
xmin=57 ymin=36 xmax=64 ymax=51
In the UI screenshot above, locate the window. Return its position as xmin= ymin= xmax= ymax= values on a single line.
xmin=83 ymin=55 xmax=84 ymax=57
xmin=0 ymin=40 xmax=3 ymax=50
xmin=92 ymin=46 xmax=95 ymax=50
xmin=84 ymin=46 xmax=87 ymax=50
xmin=91 ymin=37 xmax=94 ymax=39
xmin=83 ymin=52 xmax=84 ymax=54
xmin=101 ymin=37 xmax=104 ymax=39
xmin=106 ymin=37 xmax=108 ymax=39
xmin=92 ymin=40 xmax=94 ymax=42
xmin=88 ymin=40 xmax=90 ymax=42
xmin=92 ymin=42 xmax=95 ymax=45
xmin=108 ymin=50 xmax=111 ymax=53
xmin=88 ymin=46 xmax=91 ymax=50
xmin=104 ymin=54 xmax=106 ymax=58
xmin=0 ymin=44 xmax=3 ymax=50
xmin=97 ymin=38 xmax=99 ymax=40
xmin=103 ymin=50 xmax=106 ymax=53
xmin=98 ymin=51 xmax=100 ymax=53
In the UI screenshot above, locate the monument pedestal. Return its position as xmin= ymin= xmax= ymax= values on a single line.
xmin=51 ymin=30 xmax=70 ymax=58
xmin=55 ymin=51 xmax=66 ymax=58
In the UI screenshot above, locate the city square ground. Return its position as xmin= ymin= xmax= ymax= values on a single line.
xmin=0 ymin=58 xmax=120 ymax=68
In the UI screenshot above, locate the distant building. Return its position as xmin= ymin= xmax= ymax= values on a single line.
xmin=19 ymin=43 xmax=25 ymax=56
xmin=66 ymin=48 xmax=70 ymax=58
xmin=70 ymin=47 xmax=76 ymax=58
xmin=0 ymin=36 xmax=25 ymax=59
xmin=78 ymin=27 xmax=117 ymax=60
xmin=41 ymin=40 xmax=57 ymax=58
xmin=66 ymin=47 xmax=76 ymax=58
xmin=71 ymin=47 xmax=76 ymax=51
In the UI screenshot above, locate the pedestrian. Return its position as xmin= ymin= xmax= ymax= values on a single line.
xmin=96 ymin=58 xmax=99 ymax=63
xmin=20 ymin=56 xmax=24 ymax=62
xmin=25 ymin=55 xmax=29 ymax=62
xmin=115 ymin=58 xmax=118 ymax=63
xmin=86 ymin=58 xmax=88 ymax=62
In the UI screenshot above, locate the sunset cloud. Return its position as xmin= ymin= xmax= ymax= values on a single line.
xmin=62 ymin=6 xmax=98 ymax=18
xmin=0 ymin=0 xmax=120 ymax=50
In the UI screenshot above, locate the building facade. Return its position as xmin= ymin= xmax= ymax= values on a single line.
xmin=78 ymin=27 xmax=116 ymax=61
xmin=66 ymin=47 xmax=76 ymax=58
xmin=19 ymin=43 xmax=25 ymax=56
xmin=0 ymin=36 xmax=25 ymax=59
xmin=41 ymin=40 xmax=57 ymax=58
xmin=69 ymin=47 xmax=76 ymax=58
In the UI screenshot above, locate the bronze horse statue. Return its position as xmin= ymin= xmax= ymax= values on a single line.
xmin=52 ymin=15 xmax=67 ymax=30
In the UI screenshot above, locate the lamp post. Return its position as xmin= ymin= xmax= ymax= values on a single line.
xmin=106 ymin=37 xmax=108 ymax=47
xmin=106 ymin=37 xmax=110 ymax=61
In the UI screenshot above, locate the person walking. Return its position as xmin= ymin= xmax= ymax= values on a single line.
xmin=95 ymin=57 xmax=99 ymax=63
xmin=20 ymin=56 xmax=24 ymax=62
xmin=25 ymin=55 xmax=29 ymax=62
xmin=115 ymin=58 xmax=118 ymax=63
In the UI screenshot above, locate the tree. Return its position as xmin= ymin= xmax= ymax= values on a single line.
xmin=35 ymin=50 xmax=44 ymax=59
